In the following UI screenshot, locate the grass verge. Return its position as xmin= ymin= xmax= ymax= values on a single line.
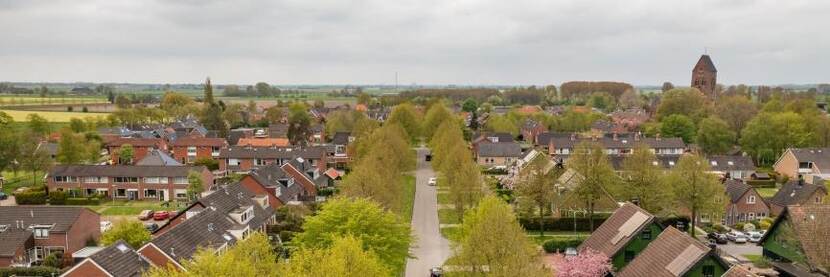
xmin=401 ymin=175 xmax=416 ymax=222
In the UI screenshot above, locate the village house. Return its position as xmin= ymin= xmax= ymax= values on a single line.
xmin=330 ymin=132 xmax=354 ymax=169
xmin=759 ymin=204 xmax=830 ymax=276
xmin=47 ymin=165 xmax=213 ymax=202
xmin=723 ymin=180 xmax=771 ymax=226
xmin=539 ymin=132 xmax=685 ymax=158
xmin=475 ymin=141 xmax=522 ymax=167
xmin=136 ymin=149 xmax=182 ymax=166
xmin=218 ymin=145 xmax=327 ymax=173
xmin=773 ymin=148 xmax=830 ymax=183
xmin=0 ymin=207 xmax=100 ymax=267
xmin=170 ymin=137 xmax=226 ymax=164
xmin=238 ymin=157 xmax=330 ymax=209
xmin=578 ymin=202 xmax=664 ymax=272
xmin=170 ymin=118 xmax=209 ymax=138
xmin=767 ymin=178 xmax=827 ymax=215
xmin=520 ymin=119 xmax=547 ymax=144
xmin=61 ymin=241 xmax=151 ymax=277
xmin=707 ymin=155 xmax=757 ymax=180
xmin=154 ymin=182 xmax=275 ymax=236
xmin=236 ymin=137 xmax=289 ymax=147
xmin=618 ymin=226 xmax=731 ymax=277
xmin=610 ymin=108 xmax=649 ymax=132
xmin=105 ymin=137 xmax=167 ymax=164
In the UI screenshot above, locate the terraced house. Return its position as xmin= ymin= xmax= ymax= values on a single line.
xmin=218 ymin=145 xmax=327 ymax=173
xmin=0 ymin=207 xmax=100 ymax=267
xmin=537 ymin=132 xmax=686 ymax=158
xmin=578 ymin=202 xmax=664 ymax=272
xmin=169 ymin=137 xmax=226 ymax=164
xmin=47 ymin=165 xmax=213 ymax=201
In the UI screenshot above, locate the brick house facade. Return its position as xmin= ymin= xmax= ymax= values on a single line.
xmin=47 ymin=165 xmax=213 ymax=202
xmin=105 ymin=138 xmax=167 ymax=164
xmin=0 ymin=207 xmax=100 ymax=267
xmin=170 ymin=137 xmax=226 ymax=164
xmin=723 ymin=180 xmax=771 ymax=226
xmin=218 ymin=145 xmax=327 ymax=173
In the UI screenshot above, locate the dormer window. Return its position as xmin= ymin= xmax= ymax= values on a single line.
xmin=747 ymin=195 xmax=756 ymax=204
xmin=33 ymin=225 xmax=52 ymax=239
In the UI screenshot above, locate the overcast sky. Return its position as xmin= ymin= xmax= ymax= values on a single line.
xmin=1 ymin=0 xmax=827 ymax=86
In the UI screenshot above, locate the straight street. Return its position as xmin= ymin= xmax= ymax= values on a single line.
xmin=405 ymin=147 xmax=451 ymax=277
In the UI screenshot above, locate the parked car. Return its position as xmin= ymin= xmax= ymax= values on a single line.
xmin=430 ymin=267 xmax=443 ymax=277
xmin=144 ymin=223 xmax=159 ymax=232
xmin=138 ymin=210 xmax=154 ymax=221
xmin=100 ymin=221 xmax=113 ymax=233
xmin=726 ymin=231 xmax=742 ymax=241
xmin=734 ymin=236 xmax=748 ymax=243
xmin=0 ymin=192 xmax=7 ymax=200
xmin=707 ymin=232 xmax=728 ymax=244
xmin=428 ymin=177 xmax=437 ymax=186
xmin=565 ymin=247 xmax=578 ymax=257
xmin=153 ymin=211 xmax=170 ymax=221
xmin=747 ymin=231 xmax=763 ymax=243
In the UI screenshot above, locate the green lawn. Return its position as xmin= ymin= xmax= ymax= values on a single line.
xmin=525 ymin=231 xmax=590 ymax=245
xmin=757 ymin=188 xmax=779 ymax=198
xmin=438 ymin=208 xmax=461 ymax=225
xmin=95 ymin=200 xmax=183 ymax=216
xmin=437 ymin=192 xmax=450 ymax=205
xmin=401 ymin=175 xmax=416 ymax=222
xmin=440 ymin=226 xmax=462 ymax=242
xmin=1 ymin=171 xmax=46 ymax=194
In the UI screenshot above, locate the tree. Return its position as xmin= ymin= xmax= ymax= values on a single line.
xmin=193 ymin=157 xmax=219 ymax=171
xmin=222 ymin=103 xmax=246 ymax=128
xmin=27 ymin=113 xmax=51 ymax=137
xmin=656 ymin=88 xmax=708 ymax=121
xmin=115 ymin=95 xmax=131 ymax=109
xmin=203 ymin=77 xmax=215 ymax=105
xmin=277 ymin=236 xmax=391 ymax=277
xmin=356 ymin=92 xmax=371 ymax=105
xmin=516 ymin=155 xmax=559 ymax=236
xmin=287 ymin=103 xmax=312 ymax=146
xmin=202 ymin=104 xmax=228 ymax=138
xmin=147 ymin=232 xmax=278 ymax=277
xmin=620 ymin=144 xmax=673 ymax=215
xmin=440 ymin=142 xmax=483 ymax=221
xmin=57 ymin=129 xmax=84 ymax=164
xmin=69 ymin=118 xmax=86 ymax=133
xmin=264 ymin=106 xmax=285 ymax=124
xmin=187 ymin=171 xmax=204 ymax=200
xmin=461 ymin=98 xmax=478 ymax=113
xmin=422 ymin=103 xmax=455 ymax=140
xmin=667 ymin=154 xmax=725 ymax=236
xmin=0 ymin=127 xmax=21 ymax=173
xmin=557 ymin=249 xmax=612 ymax=277
xmin=618 ymin=89 xmax=643 ymax=110
xmin=568 ymin=142 xmax=618 ymax=231
xmin=484 ymin=114 xmax=519 ymax=135
xmin=696 ymin=117 xmax=736 ymax=154
xmin=740 ymin=112 xmax=812 ymax=165
xmin=100 ymin=220 xmax=151 ymax=249
xmin=386 ymin=103 xmax=421 ymax=141
xmin=660 ymin=114 xmax=696 ymax=143
xmin=292 ymin=197 xmax=412 ymax=272
xmin=20 ymin=139 xmax=51 ymax=186
xmin=160 ymin=92 xmax=197 ymax=120
xmin=452 ymin=196 xmax=548 ymax=277
xmin=119 ymin=144 xmax=134 ymax=165
xmin=661 ymin=82 xmax=675 ymax=92
xmin=714 ymin=95 xmax=757 ymax=141
xmin=0 ymin=111 xmax=12 ymax=126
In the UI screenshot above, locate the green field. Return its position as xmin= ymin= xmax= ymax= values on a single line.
xmin=0 ymin=96 xmax=107 ymax=106
xmin=0 ymin=109 xmax=109 ymax=122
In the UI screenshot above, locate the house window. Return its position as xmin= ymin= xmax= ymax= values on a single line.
xmin=624 ymin=250 xmax=635 ymax=262
xmin=228 ymin=159 xmax=240 ymax=166
xmin=144 ymin=189 xmax=158 ymax=198
xmin=187 ymin=146 xmax=197 ymax=155
xmin=83 ymin=176 xmax=108 ymax=183
xmin=748 ymin=213 xmax=756 ymax=220
xmin=54 ymin=176 xmax=78 ymax=183
xmin=173 ymin=177 xmax=188 ymax=184
xmin=702 ymin=265 xmax=715 ymax=277
xmin=254 ymin=158 xmax=266 ymax=166
xmin=747 ymin=195 xmax=756 ymax=204
xmin=144 ymin=177 xmax=161 ymax=184
xmin=175 ymin=189 xmax=187 ymax=199
xmin=641 ymin=229 xmax=652 ymax=240
xmin=116 ymin=189 xmax=127 ymax=198
xmin=33 ymin=226 xmax=50 ymax=239
xmin=34 ymin=247 xmax=44 ymax=261
xmin=211 ymin=147 xmax=221 ymax=157
xmin=114 ymin=177 xmax=138 ymax=183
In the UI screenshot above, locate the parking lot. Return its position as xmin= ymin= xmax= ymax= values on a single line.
xmin=717 ymin=240 xmax=762 ymax=261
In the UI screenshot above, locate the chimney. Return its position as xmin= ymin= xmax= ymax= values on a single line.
xmin=170 ymin=248 xmax=176 ymax=257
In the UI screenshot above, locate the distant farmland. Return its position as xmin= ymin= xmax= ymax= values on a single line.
xmin=0 ymin=95 xmax=108 ymax=106
xmin=0 ymin=109 xmax=109 ymax=122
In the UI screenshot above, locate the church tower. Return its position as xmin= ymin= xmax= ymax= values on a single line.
xmin=691 ymin=54 xmax=717 ymax=97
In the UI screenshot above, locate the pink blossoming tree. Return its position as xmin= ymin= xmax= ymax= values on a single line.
xmin=556 ymin=249 xmax=612 ymax=277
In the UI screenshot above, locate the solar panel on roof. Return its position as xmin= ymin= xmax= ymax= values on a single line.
xmin=665 ymin=245 xmax=706 ymax=276
xmin=611 ymin=211 xmax=649 ymax=245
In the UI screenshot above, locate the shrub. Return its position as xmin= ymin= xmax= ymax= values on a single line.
xmin=713 ymin=224 xmax=728 ymax=233
xmin=543 ymin=238 xmax=585 ymax=253
xmin=15 ymin=189 xmax=48 ymax=205
xmin=42 ymin=252 xmax=62 ymax=268
xmin=0 ymin=266 xmax=61 ymax=277
xmin=519 ymin=216 xmax=609 ymax=232
xmin=82 ymin=106 xmax=89 ymax=112
xmin=66 ymin=106 xmax=73 ymax=112
xmin=317 ymin=187 xmax=336 ymax=197
xmin=759 ymin=220 xmax=771 ymax=230
xmin=279 ymin=230 xmax=295 ymax=242
xmin=193 ymin=157 xmax=219 ymax=171
xmin=48 ymin=191 xmax=67 ymax=205
xmin=735 ymin=222 xmax=746 ymax=231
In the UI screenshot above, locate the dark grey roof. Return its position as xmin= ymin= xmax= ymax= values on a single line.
xmin=88 ymin=241 xmax=150 ymax=277
xmin=219 ymin=146 xmax=326 ymax=159
xmin=196 ymin=183 xmax=274 ymax=230
xmin=39 ymin=142 xmax=58 ymax=156
xmin=579 ymin=202 xmax=655 ymax=258
xmin=787 ymin=148 xmax=830 ymax=173
xmin=724 ymin=180 xmax=753 ymax=203
xmin=332 ymin=132 xmax=351 ymax=145
xmin=707 ymin=155 xmax=756 ymax=172
xmin=769 ymin=180 xmax=827 ymax=207
xmin=149 ymin=208 xmax=237 ymax=263
xmin=136 ymin=149 xmax=182 ymax=166
xmin=535 ymin=132 xmax=572 ymax=146
xmin=477 ymin=142 xmax=522 ymax=157
xmin=268 ymin=123 xmax=289 ymax=138
xmin=0 ymin=206 xmax=91 ymax=233
xmin=49 ymin=165 xmax=205 ymax=177
xmin=609 ymin=154 xmax=681 ymax=170
xmin=546 ymin=135 xmax=685 ymax=150
xmin=0 ymin=229 xmax=33 ymax=257
xmin=694 ymin=54 xmax=717 ymax=72
xmin=228 ymin=129 xmax=252 ymax=145
xmin=472 ymin=132 xmax=514 ymax=143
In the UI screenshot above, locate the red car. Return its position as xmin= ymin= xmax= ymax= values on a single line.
xmin=153 ymin=211 xmax=170 ymax=220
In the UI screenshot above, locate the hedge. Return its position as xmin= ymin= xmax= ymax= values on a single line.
xmin=746 ymin=180 xmax=776 ymax=188
xmin=48 ymin=191 xmax=67 ymax=205
xmin=519 ymin=216 xmax=608 ymax=232
xmin=543 ymin=237 xmax=586 ymax=253
xmin=0 ymin=266 xmax=61 ymax=277
xmin=14 ymin=190 xmax=48 ymax=205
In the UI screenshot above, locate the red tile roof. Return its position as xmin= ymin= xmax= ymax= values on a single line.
xmin=172 ymin=137 xmax=226 ymax=147
xmin=237 ymin=138 xmax=290 ymax=147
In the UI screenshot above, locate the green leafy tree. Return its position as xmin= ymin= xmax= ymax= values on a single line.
xmin=0 ymin=126 xmax=21 ymax=173
xmin=287 ymin=103 xmax=312 ymax=146
xmin=69 ymin=118 xmax=86 ymax=133
xmin=620 ymin=144 xmax=673 ymax=215
xmin=0 ymin=111 xmax=13 ymax=126
xmin=386 ymin=103 xmax=421 ymax=141
xmin=422 ymin=103 xmax=455 ymax=140
xmin=696 ymin=117 xmax=736 ymax=154
xmin=277 ymin=235 xmax=391 ymax=277
xmin=293 ymin=197 xmax=412 ymax=272
xmin=661 ymin=82 xmax=675 ymax=92
xmin=147 ymin=232 xmax=278 ymax=277
xmin=118 ymin=144 xmax=134 ymax=165
xmin=451 ymin=196 xmax=548 ymax=277
xmin=667 ymin=154 xmax=725 ymax=236
xmin=264 ymin=106 xmax=285 ymax=124
xmin=57 ymin=129 xmax=85 ymax=164
xmin=656 ymin=88 xmax=708 ymax=121
xmin=101 ymin=220 xmax=151 ymax=249
xmin=187 ymin=171 xmax=204 ymax=200
xmin=660 ymin=114 xmax=696 ymax=143
xmin=203 ymin=77 xmax=215 ymax=105
xmin=43 ymin=252 xmax=62 ymax=268
xmin=516 ymin=155 xmax=560 ymax=236
xmin=27 ymin=113 xmax=51 ymax=137
xmin=740 ymin=112 xmax=813 ymax=165
xmin=568 ymin=142 xmax=618 ymax=231
xmin=160 ymin=92 xmax=197 ymax=120
xmin=484 ymin=114 xmax=519 ymax=135
xmin=461 ymin=98 xmax=478 ymax=113
xmin=356 ymin=92 xmax=371 ymax=105
xmin=714 ymin=95 xmax=757 ymax=141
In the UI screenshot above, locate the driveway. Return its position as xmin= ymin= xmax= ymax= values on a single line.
xmin=0 ymin=195 xmax=16 ymax=206
xmin=405 ymin=147 xmax=452 ymax=277
xmin=718 ymin=241 xmax=762 ymax=262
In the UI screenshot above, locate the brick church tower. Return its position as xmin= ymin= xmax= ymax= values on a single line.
xmin=691 ymin=54 xmax=717 ymax=97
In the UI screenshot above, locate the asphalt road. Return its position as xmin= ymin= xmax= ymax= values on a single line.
xmin=405 ymin=148 xmax=452 ymax=277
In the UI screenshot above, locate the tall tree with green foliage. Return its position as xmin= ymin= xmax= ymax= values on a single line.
xmin=118 ymin=144 xmax=134 ymax=165
xmin=620 ymin=144 xmax=673 ymax=215
xmin=147 ymin=232 xmax=278 ymax=277
xmin=451 ymin=196 xmax=548 ymax=277
xmin=187 ymin=171 xmax=204 ymax=200
xmin=20 ymin=138 xmax=52 ymax=186
xmin=660 ymin=114 xmax=696 ymax=143
xmin=277 ymin=236 xmax=392 ymax=277
xmin=203 ymin=77 xmax=215 ymax=105
xmin=740 ymin=111 xmax=813 ymax=165
xmin=714 ymin=95 xmax=757 ymax=141
xmin=568 ymin=142 xmax=619 ymax=231
xmin=57 ymin=129 xmax=84 ymax=164
xmin=422 ymin=103 xmax=455 ymax=140
xmin=101 ymin=220 xmax=151 ymax=249
xmin=667 ymin=154 xmax=725 ymax=236
xmin=293 ymin=197 xmax=412 ymax=273
xmin=656 ymin=88 xmax=708 ymax=121
xmin=160 ymin=92 xmax=197 ymax=120
xmin=386 ymin=102 xmax=421 ymax=141
xmin=287 ymin=102 xmax=312 ymax=146
xmin=516 ymin=155 xmax=560 ymax=236
xmin=26 ymin=113 xmax=51 ymax=137
xmin=696 ymin=117 xmax=736 ymax=154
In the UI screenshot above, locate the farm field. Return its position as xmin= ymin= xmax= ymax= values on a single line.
xmin=0 ymin=95 xmax=107 ymax=106
xmin=0 ymin=109 xmax=109 ymax=122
